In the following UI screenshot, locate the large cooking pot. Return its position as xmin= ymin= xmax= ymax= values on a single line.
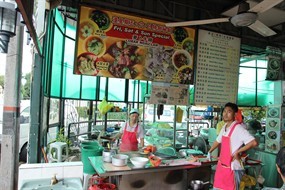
xmin=190 ymin=180 xmax=209 ymax=190
xmin=111 ymin=154 xmax=129 ymax=166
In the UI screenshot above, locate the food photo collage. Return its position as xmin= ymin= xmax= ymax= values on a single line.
xmin=265 ymin=106 xmax=285 ymax=153
xmin=74 ymin=6 xmax=196 ymax=85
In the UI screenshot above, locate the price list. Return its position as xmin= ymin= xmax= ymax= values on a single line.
xmin=194 ymin=29 xmax=241 ymax=106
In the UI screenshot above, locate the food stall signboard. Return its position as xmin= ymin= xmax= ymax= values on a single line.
xmin=194 ymin=29 xmax=241 ymax=106
xmin=74 ymin=6 xmax=195 ymax=84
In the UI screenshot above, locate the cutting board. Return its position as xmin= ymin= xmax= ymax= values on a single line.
xmin=102 ymin=162 xmax=131 ymax=171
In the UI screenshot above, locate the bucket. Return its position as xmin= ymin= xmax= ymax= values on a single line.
xmin=81 ymin=140 xmax=100 ymax=148
xmin=81 ymin=145 xmax=103 ymax=174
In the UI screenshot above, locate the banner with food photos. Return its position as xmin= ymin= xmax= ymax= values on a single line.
xmin=74 ymin=6 xmax=195 ymax=84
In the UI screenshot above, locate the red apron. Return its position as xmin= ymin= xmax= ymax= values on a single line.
xmin=119 ymin=123 xmax=139 ymax=152
xmin=214 ymin=122 xmax=239 ymax=190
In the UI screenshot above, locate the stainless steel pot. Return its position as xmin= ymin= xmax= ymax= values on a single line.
xmin=103 ymin=149 xmax=117 ymax=162
xmin=190 ymin=180 xmax=209 ymax=190
xmin=178 ymin=149 xmax=187 ymax=157
xmin=102 ymin=150 xmax=112 ymax=162
xmin=111 ymin=154 xmax=129 ymax=166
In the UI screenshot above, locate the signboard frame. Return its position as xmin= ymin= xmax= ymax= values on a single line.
xmin=74 ymin=5 xmax=196 ymax=85
xmin=194 ymin=29 xmax=241 ymax=106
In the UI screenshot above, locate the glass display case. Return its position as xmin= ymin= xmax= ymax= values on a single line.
xmin=142 ymin=101 xmax=220 ymax=153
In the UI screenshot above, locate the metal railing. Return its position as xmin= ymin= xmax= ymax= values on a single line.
xmin=66 ymin=119 xmax=126 ymax=144
xmin=67 ymin=120 xmax=95 ymax=141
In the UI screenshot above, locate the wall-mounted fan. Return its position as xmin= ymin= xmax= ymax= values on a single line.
xmin=165 ymin=0 xmax=283 ymax=37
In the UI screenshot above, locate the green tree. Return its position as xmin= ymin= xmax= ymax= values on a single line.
xmin=76 ymin=106 xmax=88 ymax=119
xmin=0 ymin=75 xmax=4 ymax=90
xmin=0 ymin=75 xmax=5 ymax=89
xmin=21 ymin=73 xmax=31 ymax=99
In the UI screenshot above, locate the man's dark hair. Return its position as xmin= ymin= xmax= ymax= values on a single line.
xmin=224 ymin=102 xmax=238 ymax=113
xmin=276 ymin=146 xmax=285 ymax=177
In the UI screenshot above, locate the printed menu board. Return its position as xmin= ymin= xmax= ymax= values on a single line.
xmin=149 ymin=82 xmax=189 ymax=105
xmin=194 ymin=29 xmax=241 ymax=106
xmin=74 ymin=6 xmax=195 ymax=84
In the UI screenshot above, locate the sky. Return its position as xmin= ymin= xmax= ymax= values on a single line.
xmin=0 ymin=32 xmax=33 ymax=75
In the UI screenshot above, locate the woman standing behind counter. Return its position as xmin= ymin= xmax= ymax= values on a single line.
xmin=112 ymin=108 xmax=144 ymax=152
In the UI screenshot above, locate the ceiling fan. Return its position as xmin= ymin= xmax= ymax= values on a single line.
xmin=165 ymin=0 xmax=283 ymax=37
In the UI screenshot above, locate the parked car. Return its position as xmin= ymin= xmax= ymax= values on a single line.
xmin=18 ymin=101 xmax=80 ymax=162
xmin=0 ymin=99 xmax=30 ymax=162
xmin=19 ymin=105 xmax=30 ymax=162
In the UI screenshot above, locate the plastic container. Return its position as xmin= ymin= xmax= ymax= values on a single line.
xmin=81 ymin=145 xmax=103 ymax=174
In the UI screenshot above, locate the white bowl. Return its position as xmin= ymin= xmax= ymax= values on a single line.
xmin=111 ymin=154 xmax=129 ymax=166
xmin=130 ymin=157 xmax=149 ymax=168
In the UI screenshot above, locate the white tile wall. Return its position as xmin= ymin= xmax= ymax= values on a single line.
xmin=18 ymin=161 xmax=83 ymax=190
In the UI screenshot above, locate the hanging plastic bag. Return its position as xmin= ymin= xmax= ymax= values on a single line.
xmin=235 ymin=109 xmax=243 ymax=123
xmin=176 ymin=107 xmax=183 ymax=123
xmin=98 ymin=98 xmax=113 ymax=115
xmin=157 ymin=104 xmax=164 ymax=120
xmin=239 ymin=174 xmax=256 ymax=190
xmin=88 ymin=174 xmax=116 ymax=190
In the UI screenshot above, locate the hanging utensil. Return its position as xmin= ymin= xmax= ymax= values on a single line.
xmin=107 ymin=142 xmax=110 ymax=149
xmin=157 ymin=104 xmax=164 ymax=120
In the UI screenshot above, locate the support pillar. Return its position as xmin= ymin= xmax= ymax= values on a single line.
xmin=0 ymin=25 xmax=24 ymax=190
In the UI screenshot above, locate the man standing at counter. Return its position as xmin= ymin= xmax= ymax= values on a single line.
xmin=112 ymin=108 xmax=144 ymax=152
xmin=208 ymin=102 xmax=258 ymax=190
